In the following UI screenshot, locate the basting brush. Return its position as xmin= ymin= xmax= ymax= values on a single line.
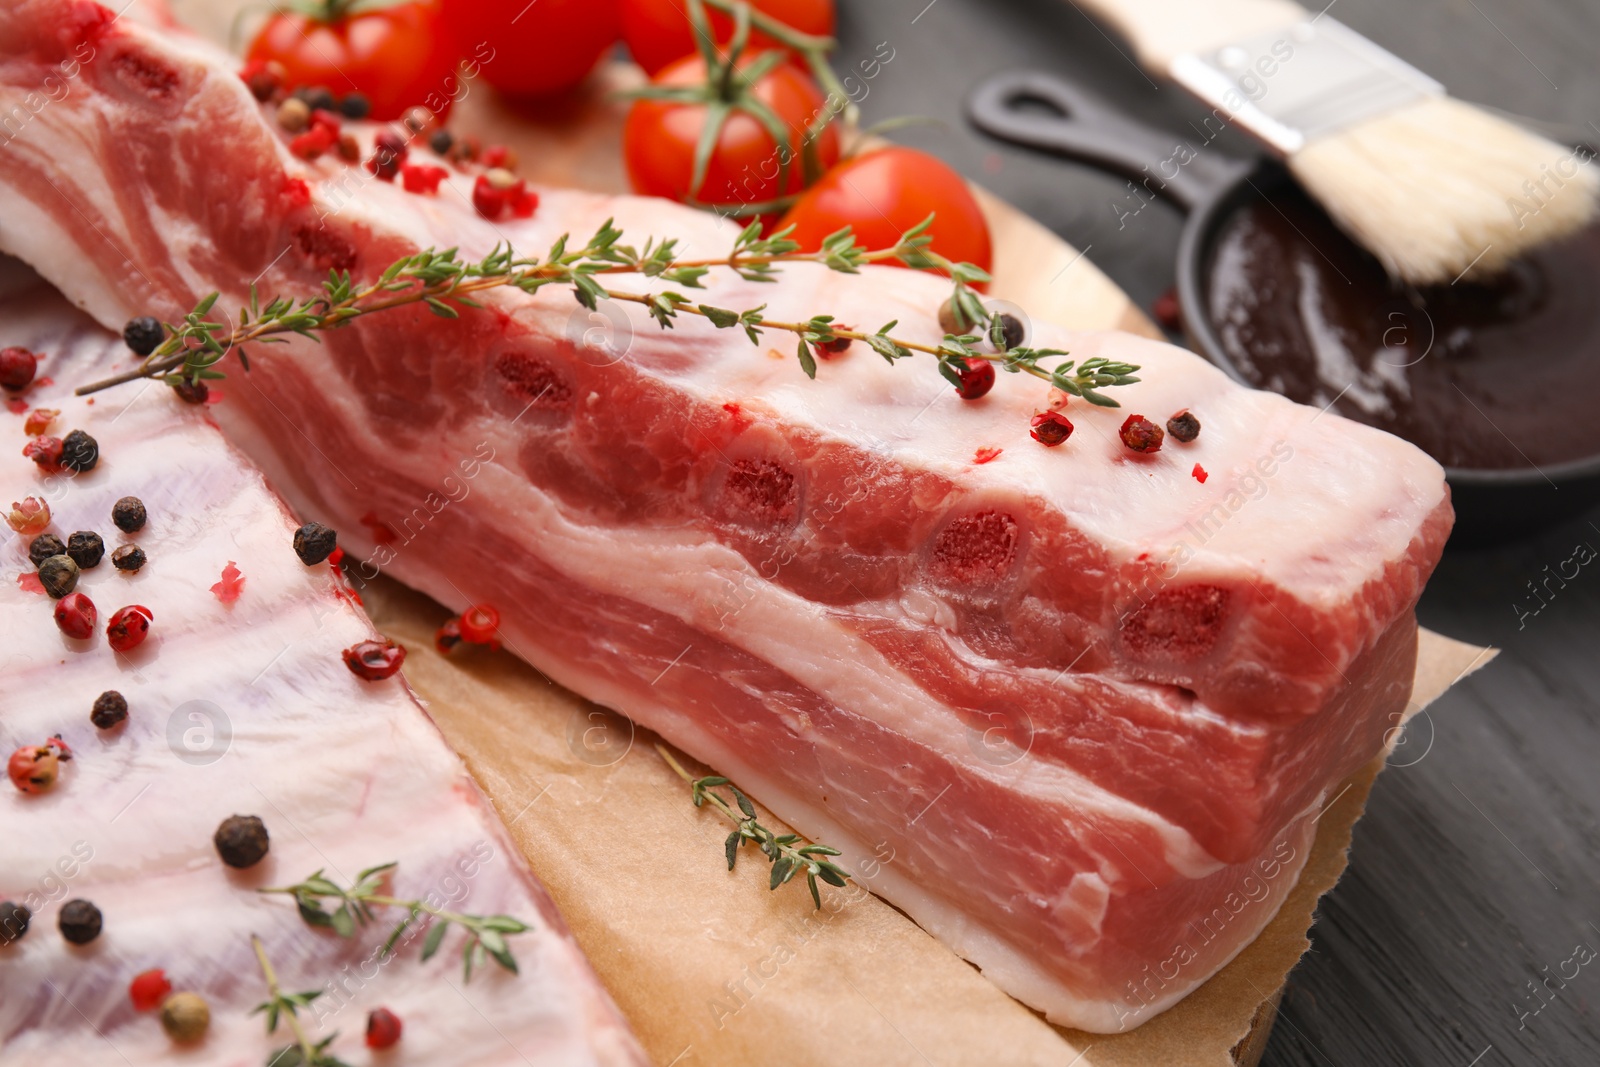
xmin=1067 ymin=0 xmax=1598 ymax=284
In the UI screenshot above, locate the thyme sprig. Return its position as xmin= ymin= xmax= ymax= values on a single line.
xmin=251 ymin=935 xmax=350 ymax=1067
xmin=259 ymin=862 xmax=531 ymax=981
xmin=75 ymin=216 xmax=1139 ymax=410
xmin=657 ymin=745 xmax=852 ymax=909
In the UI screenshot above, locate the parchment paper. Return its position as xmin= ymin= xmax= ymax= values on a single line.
xmin=365 ymin=579 xmax=1491 ymax=1067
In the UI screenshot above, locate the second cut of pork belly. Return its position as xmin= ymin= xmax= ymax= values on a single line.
xmin=0 ymin=0 xmax=1451 ymax=1031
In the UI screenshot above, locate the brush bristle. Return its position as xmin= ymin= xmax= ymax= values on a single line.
xmin=1288 ymin=95 xmax=1599 ymax=285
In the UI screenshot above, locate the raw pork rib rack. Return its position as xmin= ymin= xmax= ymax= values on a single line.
xmin=0 ymin=261 xmax=647 ymax=1064
xmin=0 ymin=0 xmax=1451 ymax=1033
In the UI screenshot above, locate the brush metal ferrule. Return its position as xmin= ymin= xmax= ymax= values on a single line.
xmin=1168 ymin=17 xmax=1442 ymax=156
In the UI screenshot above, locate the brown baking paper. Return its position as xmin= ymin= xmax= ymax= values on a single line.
xmin=366 ymin=579 xmax=1491 ymax=1067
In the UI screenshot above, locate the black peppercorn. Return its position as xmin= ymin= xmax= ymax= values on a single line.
xmin=293 ymin=522 xmax=338 ymax=566
xmin=213 ymin=814 xmax=270 ymax=869
xmin=1166 ymin=410 xmax=1201 ymax=444
xmin=38 ymin=554 xmax=80 ymax=599
xmin=338 ymin=92 xmax=371 ymax=119
xmin=58 ymin=899 xmax=102 ymax=944
xmin=295 ymin=85 xmax=337 ymax=113
xmin=60 ymin=429 xmax=98 ymax=473
xmin=113 ymin=496 xmax=147 ymax=532
xmin=987 ymin=313 xmax=1026 ymax=353
xmin=172 ymin=379 xmax=210 ymax=404
xmin=91 ymin=690 xmax=128 ymax=729
xmin=28 ymin=533 xmax=65 ymax=568
xmin=429 ymin=129 xmax=454 ymax=155
xmin=123 ymin=316 xmax=165 ymax=357
xmin=66 ymin=530 xmax=104 ymax=569
xmin=0 ymin=902 xmax=30 ymax=945
xmin=111 ymin=544 xmax=147 ymax=572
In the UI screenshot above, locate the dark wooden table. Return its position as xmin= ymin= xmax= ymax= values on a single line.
xmin=835 ymin=1 xmax=1600 ymax=1063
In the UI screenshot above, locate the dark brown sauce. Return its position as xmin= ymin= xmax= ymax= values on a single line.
xmin=1204 ymin=180 xmax=1600 ymax=470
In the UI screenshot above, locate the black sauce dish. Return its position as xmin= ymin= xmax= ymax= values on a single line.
xmin=968 ymin=70 xmax=1600 ymax=547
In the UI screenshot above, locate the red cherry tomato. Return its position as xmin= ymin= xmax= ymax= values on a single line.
xmin=778 ymin=147 xmax=993 ymax=278
xmin=622 ymin=0 xmax=835 ymax=77
xmin=444 ymin=0 xmax=620 ymax=97
xmin=624 ymin=53 xmax=839 ymax=210
xmin=245 ymin=0 xmax=459 ymax=122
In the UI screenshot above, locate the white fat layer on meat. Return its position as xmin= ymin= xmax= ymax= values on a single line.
xmin=0 ymin=267 xmax=644 ymax=1065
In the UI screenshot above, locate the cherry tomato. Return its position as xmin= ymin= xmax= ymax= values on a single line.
xmin=778 ymin=147 xmax=993 ymax=278
xmin=624 ymin=53 xmax=839 ymax=210
xmin=444 ymin=0 xmax=620 ymax=97
xmin=245 ymin=0 xmax=459 ymax=122
xmin=622 ymin=0 xmax=835 ymax=77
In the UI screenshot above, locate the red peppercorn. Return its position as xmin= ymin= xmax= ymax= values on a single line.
xmin=211 ymin=561 xmax=245 ymax=604
xmin=309 ymin=108 xmax=342 ymax=135
xmin=1152 ymin=287 xmax=1181 ymax=331
xmin=366 ymin=1006 xmax=403 ymax=1049
xmin=8 ymin=736 xmax=70 ymax=793
xmin=290 ymin=124 xmax=337 ymax=161
xmin=0 ymin=346 xmax=37 ymax=391
xmin=367 ymin=130 xmax=409 ymax=181
xmin=1119 ymin=414 xmax=1165 ymax=454
xmin=1029 ymin=411 xmax=1074 ymax=446
xmin=22 ymin=436 xmax=63 ymax=471
xmin=344 ymin=638 xmax=405 ymax=681
xmin=401 ymin=163 xmax=448 ymax=195
xmin=241 ymin=58 xmax=285 ymax=102
xmin=948 ymin=357 xmax=996 ymax=400
xmin=106 ymin=604 xmax=153 ymax=652
xmin=472 ymin=173 xmax=509 ymax=219
xmin=7 ymin=497 xmax=50 ymax=534
xmin=23 ymin=407 xmax=58 ymax=435
xmin=473 ymin=172 xmax=538 ymax=220
xmin=511 ymin=184 xmax=540 ymax=219
xmin=435 ymin=617 xmax=463 ymax=655
xmin=54 ymin=593 xmax=97 ymax=640
xmin=810 ymin=330 xmax=852 ymax=359
xmin=459 ymin=604 xmax=500 ymax=645
xmin=129 ymin=968 xmax=172 ymax=1012
xmin=480 ymin=144 xmax=516 ymax=170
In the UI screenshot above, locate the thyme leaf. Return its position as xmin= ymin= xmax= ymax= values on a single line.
xmin=251 ymin=936 xmax=351 ymax=1067
xmin=259 ymin=864 xmax=531 ymax=983
xmin=657 ymin=745 xmax=853 ymax=910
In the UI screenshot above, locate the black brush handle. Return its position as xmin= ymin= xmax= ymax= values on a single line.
xmin=966 ymin=70 xmax=1248 ymax=211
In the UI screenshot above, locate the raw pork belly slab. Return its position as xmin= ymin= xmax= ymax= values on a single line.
xmin=0 ymin=0 xmax=1452 ymax=1032
xmin=0 ymin=263 xmax=647 ymax=1064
